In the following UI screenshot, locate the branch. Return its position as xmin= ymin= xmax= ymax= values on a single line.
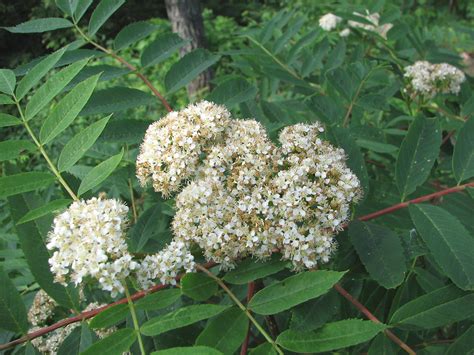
xmin=240 ymin=281 xmax=255 ymax=355
xmin=2 ymin=182 xmax=472 ymax=350
xmin=333 ymin=284 xmax=416 ymax=355
xmin=73 ymin=23 xmax=173 ymax=113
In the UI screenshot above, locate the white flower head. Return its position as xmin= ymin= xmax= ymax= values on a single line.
xmin=404 ymin=61 xmax=465 ymax=98
xmin=319 ymin=13 xmax=342 ymax=31
xmin=136 ymin=100 xmax=231 ymax=196
xmin=339 ymin=28 xmax=351 ymax=37
xmin=46 ymin=196 xmax=134 ymax=296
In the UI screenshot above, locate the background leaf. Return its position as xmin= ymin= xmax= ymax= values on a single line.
xmin=181 ymin=272 xmax=218 ymax=302
xmin=78 ymin=148 xmax=123 ymax=195
xmin=0 ymin=172 xmax=55 ymax=198
xmin=114 ymin=21 xmax=157 ymax=50
xmin=3 ymin=18 xmax=73 ymax=33
xmin=277 ymin=319 xmax=386 ymax=353
xmin=140 ymin=33 xmax=188 ymax=67
xmin=88 ymin=0 xmax=125 ymax=36
xmin=81 ymin=328 xmax=136 ymax=355
xmin=349 ymin=221 xmax=406 ymax=289
xmin=195 ymin=307 xmax=248 ymax=354
xmin=57 ymin=115 xmax=110 ymax=172
xmin=0 ymin=140 xmax=36 ymax=162
xmin=395 ymin=116 xmax=441 ymax=200
xmin=141 ymin=305 xmax=228 ymax=336
xmin=248 ymin=271 xmax=345 ymax=315
xmin=0 ymin=266 xmax=28 ymax=334
xmin=165 ymin=49 xmax=220 ymax=93
xmin=409 ymin=204 xmax=474 ymax=290
xmin=207 ymin=78 xmax=257 ymax=108
xmin=0 ymin=69 xmax=16 ymax=95
xmin=17 ymin=199 xmax=71 ymax=225
xmin=40 ymin=73 xmax=101 ymax=144
xmin=452 ymin=117 xmax=474 ymax=183
xmin=223 ymin=255 xmax=288 ymax=285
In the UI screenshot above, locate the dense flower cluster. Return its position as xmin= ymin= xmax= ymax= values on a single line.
xmin=348 ymin=11 xmax=393 ymax=39
xmin=319 ymin=13 xmax=342 ymax=31
xmin=136 ymin=101 xmax=231 ymax=196
xmin=404 ymin=61 xmax=466 ymax=98
xmin=46 ymin=197 xmax=137 ymax=297
xmin=28 ymin=291 xmax=114 ymax=353
xmin=138 ymin=102 xmax=362 ymax=274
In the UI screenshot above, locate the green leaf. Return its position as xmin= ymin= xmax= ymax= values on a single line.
xmin=114 ymin=21 xmax=157 ymax=50
xmin=57 ymin=115 xmax=110 ymax=172
xmin=195 ymin=307 xmax=248 ymax=354
xmin=152 ymin=347 xmax=223 ymax=355
xmin=207 ymin=78 xmax=257 ymax=108
xmin=368 ymin=333 xmax=397 ymax=355
xmin=58 ymin=322 xmax=97 ymax=355
xmin=136 ymin=288 xmax=181 ymax=311
xmin=390 ymin=284 xmax=474 ymax=329
xmin=452 ymin=117 xmax=474 ymax=183
xmin=324 ymin=39 xmax=346 ymax=72
xmin=129 ymin=203 xmax=172 ymax=252
xmin=89 ymin=304 xmax=129 ymax=329
xmin=40 ymin=73 xmax=101 ymax=144
xmin=0 ymin=94 xmax=15 ymax=105
xmin=249 ymin=343 xmax=277 ymax=355
xmin=409 ymin=204 xmax=474 ymax=290
xmin=0 ymin=172 xmax=55 ymax=198
xmin=16 ymin=47 xmax=67 ymax=100
xmin=141 ymin=304 xmax=228 ymax=336
xmin=0 ymin=113 xmax=21 ymax=127
xmin=277 ymin=319 xmax=386 ymax=353
xmin=165 ymin=49 xmax=220 ymax=94
xmin=3 ymin=18 xmax=73 ymax=33
xmin=356 ymin=139 xmax=398 ymax=154
xmin=248 ymin=271 xmax=345 ymax=315
xmin=223 ymin=255 xmax=288 ymax=285
xmin=88 ymin=0 xmax=125 ymax=36
xmin=81 ymin=328 xmax=136 ymax=355
xmin=0 ymin=140 xmax=36 ymax=161
xmin=141 ymin=33 xmax=188 ymax=67
xmin=331 ymin=127 xmax=369 ymax=197
xmin=0 ymin=69 xmax=16 ymax=95
xmin=100 ymin=119 xmax=149 ymax=144
xmin=25 ymin=59 xmax=89 ymax=121
xmin=55 ymin=0 xmax=79 ymax=16
xmin=0 ymin=266 xmax=29 ymax=334
xmin=17 ymin=199 xmax=71 ymax=225
xmin=290 ymin=289 xmax=340 ymax=332
xmin=78 ymin=149 xmax=123 ymax=195
xmin=80 ymin=87 xmax=155 ymax=116
xmin=309 ymin=95 xmax=344 ymax=125
xmin=349 ymin=221 xmax=406 ymax=289
xmin=8 ymin=193 xmax=79 ymax=309
xmin=181 ymin=273 xmax=218 ymax=302
xmin=74 ymin=0 xmax=93 ymax=21
xmin=446 ymin=325 xmax=474 ymax=355
xmin=395 ymin=117 xmax=441 ymax=200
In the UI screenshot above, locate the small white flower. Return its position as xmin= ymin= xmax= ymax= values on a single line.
xmin=339 ymin=28 xmax=351 ymax=37
xmin=319 ymin=13 xmax=342 ymax=31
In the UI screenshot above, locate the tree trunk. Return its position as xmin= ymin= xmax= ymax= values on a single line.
xmin=165 ymin=0 xmax=212 ymax=96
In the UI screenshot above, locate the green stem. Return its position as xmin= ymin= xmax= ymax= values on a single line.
xmin=124 ymin=282 xmax=146 ymax=355
xmin=196 ymin=264 xmax=284 ymax=355
xmin=13 ymin=98 xmax=79 ymax=201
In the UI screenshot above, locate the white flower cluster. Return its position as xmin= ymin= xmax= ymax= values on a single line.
xmin=28 ymin=290 xmax=115 ymax=354
xmin=46 ymin=197 xmax=138 ymax=297
xmin=348 ymin=11 xmax=393 ymax=39
xmin=136 ymin=101 xmax=231 ymax=196
xmin=319 ymin=13 xmax=342 ymax=31
xmin=404 ymin=61 xmax=465 ymax=98
xmin=138 ymin=101 xmax=362 ymax=274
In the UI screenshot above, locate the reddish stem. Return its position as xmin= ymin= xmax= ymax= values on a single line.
xmin=334 ymin=284 xmax=416 ymax=355
xmin=240 ymin=282 xmax=256 ymax=355
xmin=2 ymin=182 xmax=473 ymax=351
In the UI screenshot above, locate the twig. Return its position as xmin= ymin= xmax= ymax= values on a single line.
xmin=240 ymin=281 xmax=255 ymax=355
xmin=334 ymin=284 xmax=416 ymax=355
xmin=73 ymin=23 xmax=173 ymax=113
xmin=196 ymin=265 xmax=284 ymax=355
xmin=2 ymin=182 xmax=473 ymax=350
